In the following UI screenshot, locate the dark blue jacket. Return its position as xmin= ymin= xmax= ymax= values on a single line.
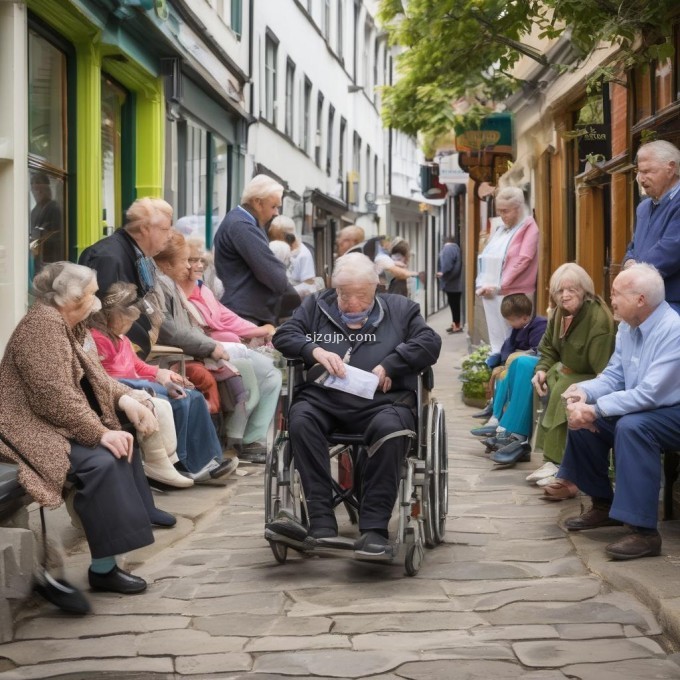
xmin=273 ymin=290 xmax=441 ymax=404
xmin=213 ymin=206 xmax=295 ymax=325
xmin=625 ymin=189 xmax=680 ymax=303
xmin=500 ymin=315 xmax=547 ymax=364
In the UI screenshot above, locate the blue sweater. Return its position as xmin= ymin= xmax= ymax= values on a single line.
xmin=625 ymin=188 xmax=680 ymax=303
xmin=499 ymin=315 xmax=547 ymax=363
xmin=213 ymin=206 xmax=291 ymax=325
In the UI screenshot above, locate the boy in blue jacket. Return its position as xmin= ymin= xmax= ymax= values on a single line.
xmin=471 ymin=294 xmax=547 ymax=451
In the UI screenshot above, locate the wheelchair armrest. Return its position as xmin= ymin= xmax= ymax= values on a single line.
xmin=420 ymin=367 xmax=435 ymax=391
xmin=286 ymin=358 xmax=305 ymax=367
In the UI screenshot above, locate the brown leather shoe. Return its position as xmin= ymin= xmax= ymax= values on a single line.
xmin=605 ymin=531 xmax=662 ymax=560
xmin=564 ymin=504 xmax=623 ymax=531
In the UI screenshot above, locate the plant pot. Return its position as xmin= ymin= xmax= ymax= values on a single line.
xmin=462 ymin=395 xmax=488 ymax=409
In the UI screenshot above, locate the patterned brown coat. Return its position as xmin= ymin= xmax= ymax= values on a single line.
xmin=0 ymin=303 xmax=131 ymax=507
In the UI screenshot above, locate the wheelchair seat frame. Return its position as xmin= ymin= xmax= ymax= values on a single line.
xmin=264 ymin=359 xmax=448 ymax=576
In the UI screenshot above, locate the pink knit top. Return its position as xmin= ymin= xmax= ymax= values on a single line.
xmin=91 ymin=328 xmax=158 ymax=380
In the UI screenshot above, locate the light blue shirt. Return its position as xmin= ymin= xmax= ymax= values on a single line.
xmin=580 ymin=301 xmax=680 ymax=416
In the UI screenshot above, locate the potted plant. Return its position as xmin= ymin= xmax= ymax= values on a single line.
xmin=459 ymin=344 xmax=492 ymax=408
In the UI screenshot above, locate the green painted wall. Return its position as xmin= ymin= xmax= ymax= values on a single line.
xmin=28 ymin=0 xmax=164 ymax=255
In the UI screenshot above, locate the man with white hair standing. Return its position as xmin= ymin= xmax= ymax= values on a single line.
xmin=557 ymin=264 xmax=680 ymax=560
xmin=214 ymin=174 xmax=298 ymax=325
xmin=624 ymin=140 xmax=680 ymax=312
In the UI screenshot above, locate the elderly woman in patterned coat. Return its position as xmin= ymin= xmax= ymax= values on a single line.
xmin=0 ymin=262 xmax=174 ymax=596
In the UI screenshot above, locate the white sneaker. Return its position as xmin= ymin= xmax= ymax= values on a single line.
xmin=525 ymin=461 xmax=559 ymax=483
xmin=536 ymin=475 xmax=557 ymax=487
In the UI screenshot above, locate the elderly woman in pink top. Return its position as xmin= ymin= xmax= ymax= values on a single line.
xmin=476 ymin=186 xmax=539 ymax=353
xmin=186 ymin=238 xmax=276 ymax=345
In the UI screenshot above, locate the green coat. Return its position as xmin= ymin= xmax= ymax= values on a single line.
xmin=534 ymin=297 xmax=616 ymax=464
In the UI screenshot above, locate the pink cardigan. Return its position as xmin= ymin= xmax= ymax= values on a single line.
xmin=501 ymin=216 xmax=539 ymax=296
xmin=91 ymin=329 xmax=159 ymax=380
xmin=188 ymin=281 xmax=261 ymax=343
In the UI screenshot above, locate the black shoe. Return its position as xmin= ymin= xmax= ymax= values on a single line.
xmin=34 ymin=572 xmax=91 ymax=614
xmin=484 ymin=433 xmax=526 ymax=452
xmin=266 ymin=513 xmax=309 ymax=542
xmin=88 ymin=566 xmax=147 ymax=594
xmin=471 ymin=401 xmax=493 ymax=419
xmin=490 ymin=440 xmax=531 ymax=466
xmin=354 ymin=531 xmax=391 ymax=556
xmin=237 ymin=442 xmax=268 ymax=464
xmin=148 ymin=507 xmax=177 ymax=527
xmin=209 ymin=457 xmax=239 ymax=479
xmin=309 ymin=526 xmax=338 ymax=539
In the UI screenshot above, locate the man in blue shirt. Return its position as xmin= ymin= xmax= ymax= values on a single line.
xmin=556 ymin=264 xmax=680 ymax=560
xmin=624 ymin=140 xmax=680 ymax=312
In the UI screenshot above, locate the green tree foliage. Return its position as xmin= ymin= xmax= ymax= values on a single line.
xmin=379 ymin=0 xmax=678 ymax=138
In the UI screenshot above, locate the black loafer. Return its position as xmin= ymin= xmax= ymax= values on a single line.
xmin=148 ymin=507 xmax=177 ymax=528
xmin=88 ymin=566 xmax=147 ymax=594
xmin=34 ymin=572 xmax=91 ymax=614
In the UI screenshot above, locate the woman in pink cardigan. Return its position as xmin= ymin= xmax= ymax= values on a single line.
xmin=476 ymin=186 xmax=539 ymax=353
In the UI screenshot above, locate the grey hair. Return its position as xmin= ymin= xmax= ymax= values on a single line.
xmin=271 ymin=215 xmax=296 ymax=234
xmin=32 ymin=261 xmax=97 ymax=308
xmin=549 ymin=262 xmax=595 ymax=304
xmin=495 ymin=186 xmax=529 ymax=216
xmin=332 ymin=252 xmax=379 ymax=287
xmin=124 ymin=197 xmax=173 ymax=235
xmin=636 ymin=140 xmax=680 ymax=177
xmin=618 ymin=263 xmax=666 ymax=307
xmin=241 ymin=174 xmax=284 ymax=205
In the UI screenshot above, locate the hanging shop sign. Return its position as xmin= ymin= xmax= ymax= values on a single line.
xmin=455 ymin=113 xmax=513 ymax=185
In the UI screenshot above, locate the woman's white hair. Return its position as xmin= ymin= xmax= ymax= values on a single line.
xmin=332 ymin=253 xmax=379 ymax=287
xmin=241 ymin=174 xmax=284 ymax=205
xmin=495 ymin=186 xmax=529 ymax=216
xmin=549 ymin=262 xmax=595 ymax=303
xmin=620 ymin=263 xmax=666 ymax=307
xmin=637 ymin=140 xmax=680 ymax=177
xmin=32 ymin=261 xmax=97 ymax=308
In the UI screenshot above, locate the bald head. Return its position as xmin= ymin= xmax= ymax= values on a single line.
xmin=611 ymin=263 xmax=665 ymax=326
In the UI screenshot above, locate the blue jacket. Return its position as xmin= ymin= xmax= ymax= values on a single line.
xmin=500 ymin=315 xmax=547 ymax=364
xmin=625 ymin=189 xmax=680 ymax=303
xmin=214 ymin=206 xmax=294 ymax=325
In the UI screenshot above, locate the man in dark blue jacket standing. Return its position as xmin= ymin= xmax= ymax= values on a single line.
xmin=213 ymin=174 xmax=299 ymax=325
xmin=271 ymin=253 xmax=441 ymax=557
xmin=624 ymin=140 xmax=680 ymax=312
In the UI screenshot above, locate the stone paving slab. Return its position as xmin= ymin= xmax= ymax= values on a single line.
xmin=561 ymin=658 xmax=680 ymax=679
xmin=193 ymin=613 xmax=332 ymax=637
xmin=330 ymin=611 xmax=487 ymax=634
xmin=0 ymin=657 xmax=175 ymax=680
xmin=393 ymin=659 xmax=567 ymax=679
xmin=513 ymin=636 xmax=665 ymax=667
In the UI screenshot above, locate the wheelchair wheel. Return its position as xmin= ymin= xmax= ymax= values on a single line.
xmin=422 ymin=400 xmax=448 ymax=547
xmin=269 ymin=540 xmax=288 ymax=564
xmin=430 ymin=400 xmax=448 ymax=545
xmin=405 ymin=543 xmax=424 ymax=576
xmin=265 ymin=436 xmax=291 ymax=523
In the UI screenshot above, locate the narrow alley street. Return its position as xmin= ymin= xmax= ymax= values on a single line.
xmin=1 ymin=310 xmax=680 ymax=679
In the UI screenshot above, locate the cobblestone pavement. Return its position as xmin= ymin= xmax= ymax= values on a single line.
xmin=2 ymin=310 xmax=680 ymax=678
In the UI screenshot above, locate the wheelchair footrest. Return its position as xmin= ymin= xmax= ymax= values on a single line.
xmin=314 ymin=536 xmax=355 ymax=551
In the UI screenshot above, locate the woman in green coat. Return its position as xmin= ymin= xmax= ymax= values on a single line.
xmin=530 ymin=263 xmax=616 ymax=496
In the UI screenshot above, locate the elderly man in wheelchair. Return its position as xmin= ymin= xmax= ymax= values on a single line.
xmin=266 ymin=252 xmax=443 ymax=571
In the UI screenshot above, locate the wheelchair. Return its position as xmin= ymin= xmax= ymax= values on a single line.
xmin=264 ymin=359 xmax=448 ymax=576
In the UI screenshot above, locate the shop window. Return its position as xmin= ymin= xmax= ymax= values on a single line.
xmin=101 ymin=76 xmax=128 ymax=235
xmin=339 ymin=117 xmax=347 ymax=196
xmin=28 ymin=29 xmax=68 ymax=278
xmin=211 ymin=135 xmax=229 ymax=242
xmin=173 ymin=118 xmax=228 ymax=246
xmin=264 ymin=32 xmax=278 ymax=124
xmin=337 ymin=0 xmax=344 ymax=60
